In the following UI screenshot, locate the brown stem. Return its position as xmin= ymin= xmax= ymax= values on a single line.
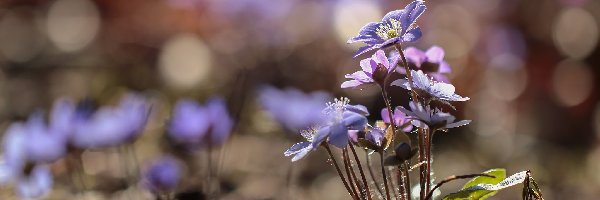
xmin=343 ymin=148 xmax=362 ymax=199
xmin=397 ymin=167 xmax=405 ymax=199
xmin=381 ymin=89 xmax=398 ymax=138
xmin=350 ymin=143 xmax=372 ymax=200
xmin=424 ymin=174 xmax=494 ymax=200
xmin=366 ymin=151 xmax=384 ymax=197
xmin=418 ymin=128 xmax=426 ymax=200
xmin=425 ymin=128 xmax=431 ymax=198
xmin=403 ymin=161 xmax=412 ymax=200
xmin=394 ymin=43 xmax=419 ymax=102
xmin=388 ymin=166 xmax=399 ymax=199
xmin=379 ymin=151 xmax=392 ymax=200
xmin=325 ymin=145 xmax=359 ymax=200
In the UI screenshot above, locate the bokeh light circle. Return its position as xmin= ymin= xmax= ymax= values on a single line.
xmin=552 ymin=60 xmax=594 ymax=107
xmin=47 ymin=0 xmax=100 ymax=52
xmin=552 ymin=7 xmax=598 ymax=59
xmin=159 ymin=33 xmax=212 ymax=90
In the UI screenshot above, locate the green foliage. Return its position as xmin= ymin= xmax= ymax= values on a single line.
xmin=443 ymin=168 xmax=506 ymax=200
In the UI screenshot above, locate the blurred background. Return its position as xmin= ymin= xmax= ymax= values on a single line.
xmin=0 ymin=0 xmax=599 ymax=199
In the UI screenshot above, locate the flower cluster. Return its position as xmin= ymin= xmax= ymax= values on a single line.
xmin=283 ymin=1 xmax=486 ymax=200
xmin=0 ymin=93 xmax=234 ymax=198
xmin=0 ymin=93 xmax=151 ymax=198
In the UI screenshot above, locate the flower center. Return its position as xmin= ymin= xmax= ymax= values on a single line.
xmin=324 ymin=97 xmax=350 ymax=123
xmin=376 ymin=19 xmax=402 ymax=40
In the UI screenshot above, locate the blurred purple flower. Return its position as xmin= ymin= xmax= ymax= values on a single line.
xmin=347 ymin=0 xmax=426 ymax=57
xmin=168 ymin=97 xmax=233 ymax=148
xmin=259 ymin=86 xmax=330 ymax=131
xmin=0 ymin=124 xmax=54 ymax=198
xmin=396 ymin=102 xmax=471 ymax=131
xmin=142 ymin=156 xmax=181 ymax=193
xmin=15 ymin=165 xmax=53 ymax=199
xmin=381 ymin=107 xmax=413 ymax=133
xmin=392 ymin=70 xmax=469 ymax=103
xmin=397 ymin=46 xmax=451 ymax=83
xmin=311 ymin=98 xmax=369 ymax=148
xmin=24 ymin=114 xmax=67 ymax=163
xmin=70 ymin=94 xmax=151 ymax=149
xmin=341 ymin=50 xmax=399 ymax=88
xmin=204 ymin=97 xmax=233 ymax=146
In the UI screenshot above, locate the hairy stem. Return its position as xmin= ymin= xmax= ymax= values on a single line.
xmin=379 ymin=151 xmax=392 ymax=200
xmin=404 ymin=161 xmax=412 ymax=200
xmin=343 ymin=148 xmax=362 ymax=199
xmin=350 ymin=143 xmax=372 ymax=200
xmin=325 ymin=144 xmax=359 ymax=200
xmin=366 ymin=151 xmax=384 ymax=197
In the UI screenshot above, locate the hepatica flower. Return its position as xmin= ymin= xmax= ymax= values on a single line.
xmin=168 ymin=97 xmax=233 ymax=148
xmin=0 ymin=123 xmax=55 ymax=199
xmin=341 ymin=50 xmax=399 ymax=88
xmin=348 ymin=0 xmax=426 ymax=56
xmin=258 ymin=87 xmax=330 ymax=131
xmin=142 ymin=156 xmax=181 ymax=193
xmin=284 ymin=128 xmax=318 ymax=162
xmin=396 ymin=102 xmax=471 ymax=131
xmin=392 ymin=70 xmax=469 ymax=103
xmin=311 ymin=98 xmax=369 ymax=149
xmin=70 ymin=94 xmax=151 ymax=149
xmin=381 ymin=107 xmax=413 ymax=133
xmin=398 ymin=46 xmax=452 ymax=83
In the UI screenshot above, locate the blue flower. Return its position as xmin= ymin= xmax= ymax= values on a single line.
xmin=142 ymin=156 xmax=181 ymax=193
xmin=311 ymin=98 xmax=369 ymax=149
xmin=392 ymin=70 xmax=469 ymax=103
xmin=396 ymin=102 xmax=471 ymax=131
xmin=168 ymin=97 xmax=233 ymax=148
xmin=259 ymin=86 xmax=330 ymax=131
xmin=347 ymin=0 xmax=426 ymax=57
xmin=341 ymin=50 xmax=399 ymax=88
xmin=397 ymin=46 xmax=452 ymax=83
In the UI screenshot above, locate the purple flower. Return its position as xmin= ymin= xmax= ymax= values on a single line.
xmin=396 ymin=102 xmax=471 ymax=131
xmin=24 ymin=114 xmax=67 ymax=163
xmin=347 ymin=0 xmax=426 ymax=57
xmin=311 ymin=98 xmax=369 ymax=149
xmin=15 ymin=165 xmax=53 ymax=199
xmin=396 ymin=46 xmax=451 ymax=83
xmin=204 ymin=97 xmax=233 ymax=146
xmin=0 ymin=124 xmax=54 ymax=198
xmin=259 ymin=87 xmax=330 ymax=131
xmin=392 ymin=70 xmax=469 ymax=103
xmin=284 ymin=128 xmax=318 ymax=162
xmin=381 ymin=107 xmax=413 ymax=133
xmin=168 ymin=97 xmax=233 ymax=148
xmin=142 ymin=156 xmax=181 ymax=193
xmin=70 ymin=94 xmax=151 ymax=149
xmin=341 ymin=50 xmax=399 ymax=88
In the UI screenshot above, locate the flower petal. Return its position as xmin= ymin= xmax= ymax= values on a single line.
xmin=311 ymin=126 xmax=330 ymax=147
xmin=341 ymin=80 xmax=365 ymax=89
xmin=401 ymin=28 xmax=422 ymax=42
xmin=425 ymin=46 xmax=445 ymax=64
xmin=403 ymin=47 xmax=427 ymax=67
xmin=445 ymin=120 xmax=471 ymax=129
xmin=284 ymin=142 xmax=311 ymax=157
xmin=390 ymin=78 xmax=409 ymax=89
xmin=328 ymin=123 xmax=349 ymax=148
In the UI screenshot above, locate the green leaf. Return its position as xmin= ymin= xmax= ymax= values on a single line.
xmin=443 ymin=170 xmax=529 ymax=200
